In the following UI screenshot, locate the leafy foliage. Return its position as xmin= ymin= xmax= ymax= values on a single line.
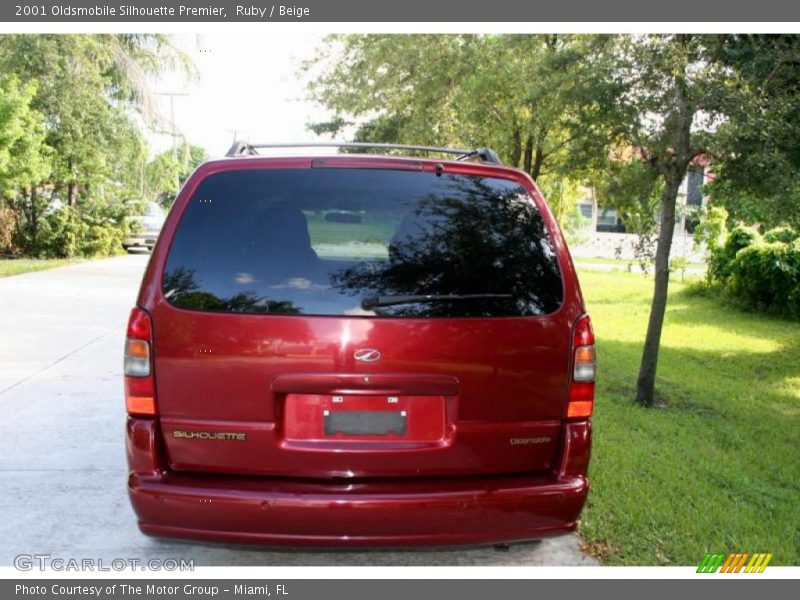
xmin=706 ymin=35 xmax=800 ymax=229
xmin=705 ymin=224 xmax=800 ymax=318
xmin=596 ymin=157 xmax=663 ymax=237
xmin=728 ymin=239 xmax=800 ymax=318
xmin=0 ymin=34 xmax=194 ymax=257
xmin=0 ymin=75 xmax=50 ymax=200
xmin=16 ymin=202 xmax=132 ymax=259
xmin=693 ymin=206 xmax=728 ymax=255
xmin=710 ymin=224 xmax=761 ymax=282
xmin=306 ymin=34 xmax=622 ymax=223
xmin=0 ymin=206 xmax=17 ymax=251
xmin=145 ymin=145 xmax=207 ymax=206
xmin=764 ymin=225 xmax=797 ymax=244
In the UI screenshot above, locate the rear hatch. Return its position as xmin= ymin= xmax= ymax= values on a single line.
xmin=151 ymin=161 xmax=575 ymax=479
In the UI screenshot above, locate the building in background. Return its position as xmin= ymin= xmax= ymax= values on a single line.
xmin=577 ymin=157 xmax=713 ymax=236
xmin=572 ymin=157 xmax=713 ymax=262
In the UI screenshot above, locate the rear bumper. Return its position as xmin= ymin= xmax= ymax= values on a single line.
xmin=127 ymin=417 xmax=591 ymax=547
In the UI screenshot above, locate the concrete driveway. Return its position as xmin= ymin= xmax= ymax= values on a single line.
xmin=0 ymin=255 xmax=597 ymax=567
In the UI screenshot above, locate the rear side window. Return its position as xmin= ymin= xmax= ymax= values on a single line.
xmin=162 ymin=168 xmax=562 ymax=317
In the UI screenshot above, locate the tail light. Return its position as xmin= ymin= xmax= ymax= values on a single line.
xmin=124 ymin=308 xmax=156 ymax=416
xmin=567 ymin=314 xmax=595 ymax=419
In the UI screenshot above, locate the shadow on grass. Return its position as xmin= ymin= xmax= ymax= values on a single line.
xmin=599 ymin=332 xmax=800 ymax=418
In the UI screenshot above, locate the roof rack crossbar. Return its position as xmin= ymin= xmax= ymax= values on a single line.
xmin=225 ymin=141 xmax=503 ymax=165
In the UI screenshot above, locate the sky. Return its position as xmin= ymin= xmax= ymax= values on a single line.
xmin=146 ymin=34 xmax=341 ymax=159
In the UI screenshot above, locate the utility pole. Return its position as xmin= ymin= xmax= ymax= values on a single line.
xmin=228 ymin=129 xmax=247 ymax=146
xmin=155 ymin=91 xmax=189 ymax=192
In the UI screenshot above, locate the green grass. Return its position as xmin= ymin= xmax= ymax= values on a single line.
xmin=577 ymin=268 xmax=800 ymax=565
xmin=0 ymin=258 xmax=79 ymax=277
xmin=573 ymin=256 xmax=707 ymax=270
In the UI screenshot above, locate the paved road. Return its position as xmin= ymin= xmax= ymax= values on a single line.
xmin=0 ymin=255 xmax=597 ymax=567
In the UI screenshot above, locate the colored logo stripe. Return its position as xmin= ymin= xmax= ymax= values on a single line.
xmin=746 ymin=553 xmax=772 ymax=573
xmin=698 ymin=553 xmax=772 ymax=573
xmin=697 ymin=553 xmax=725 ymax=573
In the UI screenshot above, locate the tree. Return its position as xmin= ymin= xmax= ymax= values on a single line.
xmin=0 ymin=35 xmax=193 ymax=205
xmin=145 ymin=144 xmax=207 ymax=206
xmin=599 ymin=35 xmax=747 ymax=406
xmin=0 ymin=34 xmax=194 ymax=255
xmin=306 ymin=35 xmax=622 ymax=201
xmin=705 ymin=35 xmax=800 ymax=229
xmin=0 ymin=75 xmax=50 ymax=252
xmin=0 ymin=36 xmax=130 ymax=207
xmin=105 ymin=34 xmax=197 ymax=130
xmin=0 ymin=76 xmax=49 ymax=198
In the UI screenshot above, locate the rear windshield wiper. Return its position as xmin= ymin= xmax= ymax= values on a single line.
xmin=361 ymin=294 xmax=513 ymax=310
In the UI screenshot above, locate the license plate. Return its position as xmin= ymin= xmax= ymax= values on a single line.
xmin=324 ymin=410 xmax=407 ymax=436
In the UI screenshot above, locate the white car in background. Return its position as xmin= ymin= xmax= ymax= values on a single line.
xmin=123 ymin=201 xmax=165 ymax=252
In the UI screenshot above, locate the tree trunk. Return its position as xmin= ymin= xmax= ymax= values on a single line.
xmin=510 ymin=129 xmax=522 ymax=168
xmin=635 ymin=171 xmax=681 ymax=407
xmin=523 ymin=135 xmax=534 ymax=175
xmin=635 ymin=56 xmax=693 ymax=407
xmin=67 ymin=183 xmax=77 ymax=207
xmin=531 ymin=145 xmax=544 ymax=181
xmin=29 ymin=187 xmax=39 ymax=251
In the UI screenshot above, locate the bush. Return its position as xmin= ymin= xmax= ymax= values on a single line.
xmin=727 ymin=240 xmax=800 ymax=317
xmin=79 ymin=203 xmax=129 ymax=257
xmin=706 ymin=220 xmax=800 ymax=319
xmin=693 ymin=206 xmax=728 ymax=254
xmin=39 ymin=206 xmax=86 ymax=258
xmin=709 ymin=225 xmax=761 ymax=282
xmin=16 ymin=203 xmax=129 ymax=259
xmin=763 ymin=225 xmax=798 ymax=244
xmin=0 ymin=206 xmax=18 ymax=253
xmin=80 ymin=222 xmax=126 ymax=257
xmin=669 ymin=255 xmax=689 ymax=281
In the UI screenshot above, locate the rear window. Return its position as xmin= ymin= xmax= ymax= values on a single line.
xmin=162 ymin=168 xmax=562 ymax=317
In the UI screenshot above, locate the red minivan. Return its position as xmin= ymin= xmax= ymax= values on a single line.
xmin=125 ymin=143 xmax=595 ymax=547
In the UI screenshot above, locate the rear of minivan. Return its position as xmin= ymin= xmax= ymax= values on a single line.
xmin=125 ymin=153 xmax=594 ymax=547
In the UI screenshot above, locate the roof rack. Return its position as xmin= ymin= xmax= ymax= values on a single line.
xmin=224 ymin=141 xmax=503 ymax=165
